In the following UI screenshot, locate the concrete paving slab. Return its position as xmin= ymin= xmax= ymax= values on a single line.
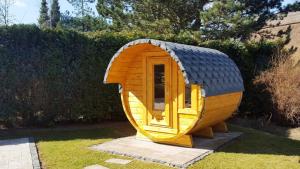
xmin=105 ymin=158 xmax=132 ymax=165
xmin=90 ymin=132 xmax=242 ymax=168
xmin=83 ymin=164 xmax=109 ymax=169
xmin=0 ymin=138 xmax=41 ymax=169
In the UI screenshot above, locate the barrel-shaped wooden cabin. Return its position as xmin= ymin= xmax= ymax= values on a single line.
xmin=104 ymin=39 xmax=244 ymax=147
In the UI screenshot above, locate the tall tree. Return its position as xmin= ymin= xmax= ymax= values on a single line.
xmin=38 ymin=0 xmax=50 ymax=29
xmin=67 ymin=0 xmax=96 ymax=31
xmin=50 ymin=0 xmax=61 ymax=28
xmin=97 ymin=0 xmax=132 ymax=28
xmin=200 ymin=0 xmax=283 ymax=40
xmin=133 ymin=0 xmax=209 ymax=32
xmin=0 ymin=0 xmax=15 ymax=26
xmin=60 ymin=10 xmax=108 ymax=31
xmin=67 ymin=0 xmax=95 ymax=17
xmin=96 ymin=0 xmax=209 ymax=33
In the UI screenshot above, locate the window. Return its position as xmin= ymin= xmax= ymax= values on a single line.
xmin=154 ymin=64 xmax=165 ymax=110
xmin=185 ymin=85 xmax=191 ymax=108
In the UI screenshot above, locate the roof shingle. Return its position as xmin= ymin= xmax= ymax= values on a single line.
xmin=104 ymin=39 xmax=244 ymax=96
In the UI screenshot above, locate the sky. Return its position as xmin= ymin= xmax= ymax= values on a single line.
xmin=10 ymin=0 xmax=299 ymax=24
xmin=11 ymin=0 xmax=98 ymax=24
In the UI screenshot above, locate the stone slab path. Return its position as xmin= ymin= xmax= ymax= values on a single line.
xmin=0 ymin=138 xmax=40 ymax=169
xmin=105 ymin=158 xmax=132 ymax=165
xmin=90 ymin=132 xmax=242 ymax=168
xmin=83 ymin=164 xmax=109 ymax=169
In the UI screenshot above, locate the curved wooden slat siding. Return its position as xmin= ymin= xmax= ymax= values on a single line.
xmin=120 ymin=45 xmax=201 ymax=142
xmin=104 ymin=40 xmax=244 ymax=147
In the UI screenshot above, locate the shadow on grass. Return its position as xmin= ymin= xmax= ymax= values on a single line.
xmin=217 ymin=124 xmax=300 ymax=156
xmin=0 ymin=122 xmax=299 ymax=157
xmin=229 ymin=117 xmax=300 ymax=141
xmin=0 ymin=122 xmax=136 ymax=143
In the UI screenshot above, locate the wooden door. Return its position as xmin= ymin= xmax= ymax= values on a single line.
xmin=145 ymin=56 xmax=174 ymax=131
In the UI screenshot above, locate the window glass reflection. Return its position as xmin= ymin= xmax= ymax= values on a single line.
xmin=154 ymin=64 xmax=165 ymax=110
xmin=185 ymin=85 xmax=191 ymax=108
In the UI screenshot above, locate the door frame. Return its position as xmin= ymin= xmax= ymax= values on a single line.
xmin=142 ymin=54 xmax=178 ymax=134
xmin=146 ymin=57 xmax=171 ymax=127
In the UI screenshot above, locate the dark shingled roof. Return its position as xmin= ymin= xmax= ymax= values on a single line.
xmin=104 ymin=39 xmax=244 ymax=96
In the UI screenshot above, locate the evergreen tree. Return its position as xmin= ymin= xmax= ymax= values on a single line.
xmin=97 ymin=0 xmax=283 ymax=36
xmin=133 ymin=0 xmax=208 ymax=32
xmin=67 ymin=0 xmax=95 ymax=17
xmin=67 ymin=0 xmax=95 ymax=31
xmin=97 ymin=0 xmax=132 ymax=29
xmin=60 ymin=10 xmax=108 ymax=31
xmin=200 ymin=0 xmax=283 ymax=40
xmin=97 ymin=0 xmax=208 ymax=33
xmin=50 ymin=0 xmax=61 ymax=28
xmin=38 ymin=0 xmax=50 ymax=29
xmin=200 ymin=0 xmax=255 ymax=40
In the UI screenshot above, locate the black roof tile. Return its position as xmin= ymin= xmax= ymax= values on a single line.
xmin=104 ymin=39 xmax=244 ymax=96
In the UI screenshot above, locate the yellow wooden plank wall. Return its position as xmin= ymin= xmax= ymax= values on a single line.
xmin=123 ymin=54 xmax=145 ymax=126
xmin=201 ymin=92 xmax=242 ymax=126
xmin=190 ymin=92 xmax=243 ymax=133
xmin=177 ymin=70 xmax=199 ymax=134
xmin=106 ymin=44 xmax=152 ymax=83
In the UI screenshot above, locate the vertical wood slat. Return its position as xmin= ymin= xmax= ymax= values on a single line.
xmin=172 ymin=61 xmax=178 ymax=131
xmin=191 ymin=85 xmax=199 ymax=112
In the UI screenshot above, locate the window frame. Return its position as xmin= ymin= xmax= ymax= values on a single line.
xmin=184 ymin=84 xmax=192 ymax=108
xmin=178 ymin=72 xmax=198 ymax=115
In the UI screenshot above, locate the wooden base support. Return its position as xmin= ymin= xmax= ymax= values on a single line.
xmin=160 ymin=134 xmax=193 ymax=148
xmin=136 ymin=131 xmax=193 ymax=148
xmin=193 ymin=127 xmax=214 ymax=138
xmin=212 ymin=121 xmax=228 ymax=132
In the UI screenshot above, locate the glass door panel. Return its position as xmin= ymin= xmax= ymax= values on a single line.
xmin=146 ymin=57 xmax=171 ymax=127
xmin=154 ymin=64 xmax=165 ymax=111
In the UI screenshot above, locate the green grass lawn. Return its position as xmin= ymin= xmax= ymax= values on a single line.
xmin=0 ymin=122 xmax=299 ymax=169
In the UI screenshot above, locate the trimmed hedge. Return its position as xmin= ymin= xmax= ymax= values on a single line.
xmin=0 ymin=25 xmax=283 ymax=127
xmin=0 ymin=25 xmax=125 ymax=127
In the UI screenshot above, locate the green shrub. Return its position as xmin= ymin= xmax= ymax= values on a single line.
xmin=0 ymin=25 xmax=125 ymax=127
xmin=0 ymin=25 xmax=286 ymax=127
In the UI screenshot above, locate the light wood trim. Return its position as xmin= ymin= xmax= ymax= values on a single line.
xmin=143 ymin=125 xmax=178 ymax=134
xmin=178 ymin=108 xmax=198 ymax=115
xmin=171 ymin=60 xmax=178 ymax=131
xmin=178 ymin=70 xmax=184 ymax=109
xmin=191 ymin=85 xmax=198 ymax=110
xmin=146 ymin=57 xmax=171 ymax=127
xmin=142 ymin=51 xmax=169 ymax=57
xmin=142 ymin=54 xmax=147 ymax=124
xmin=178 ymin=81 xmax=199 ymax=115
